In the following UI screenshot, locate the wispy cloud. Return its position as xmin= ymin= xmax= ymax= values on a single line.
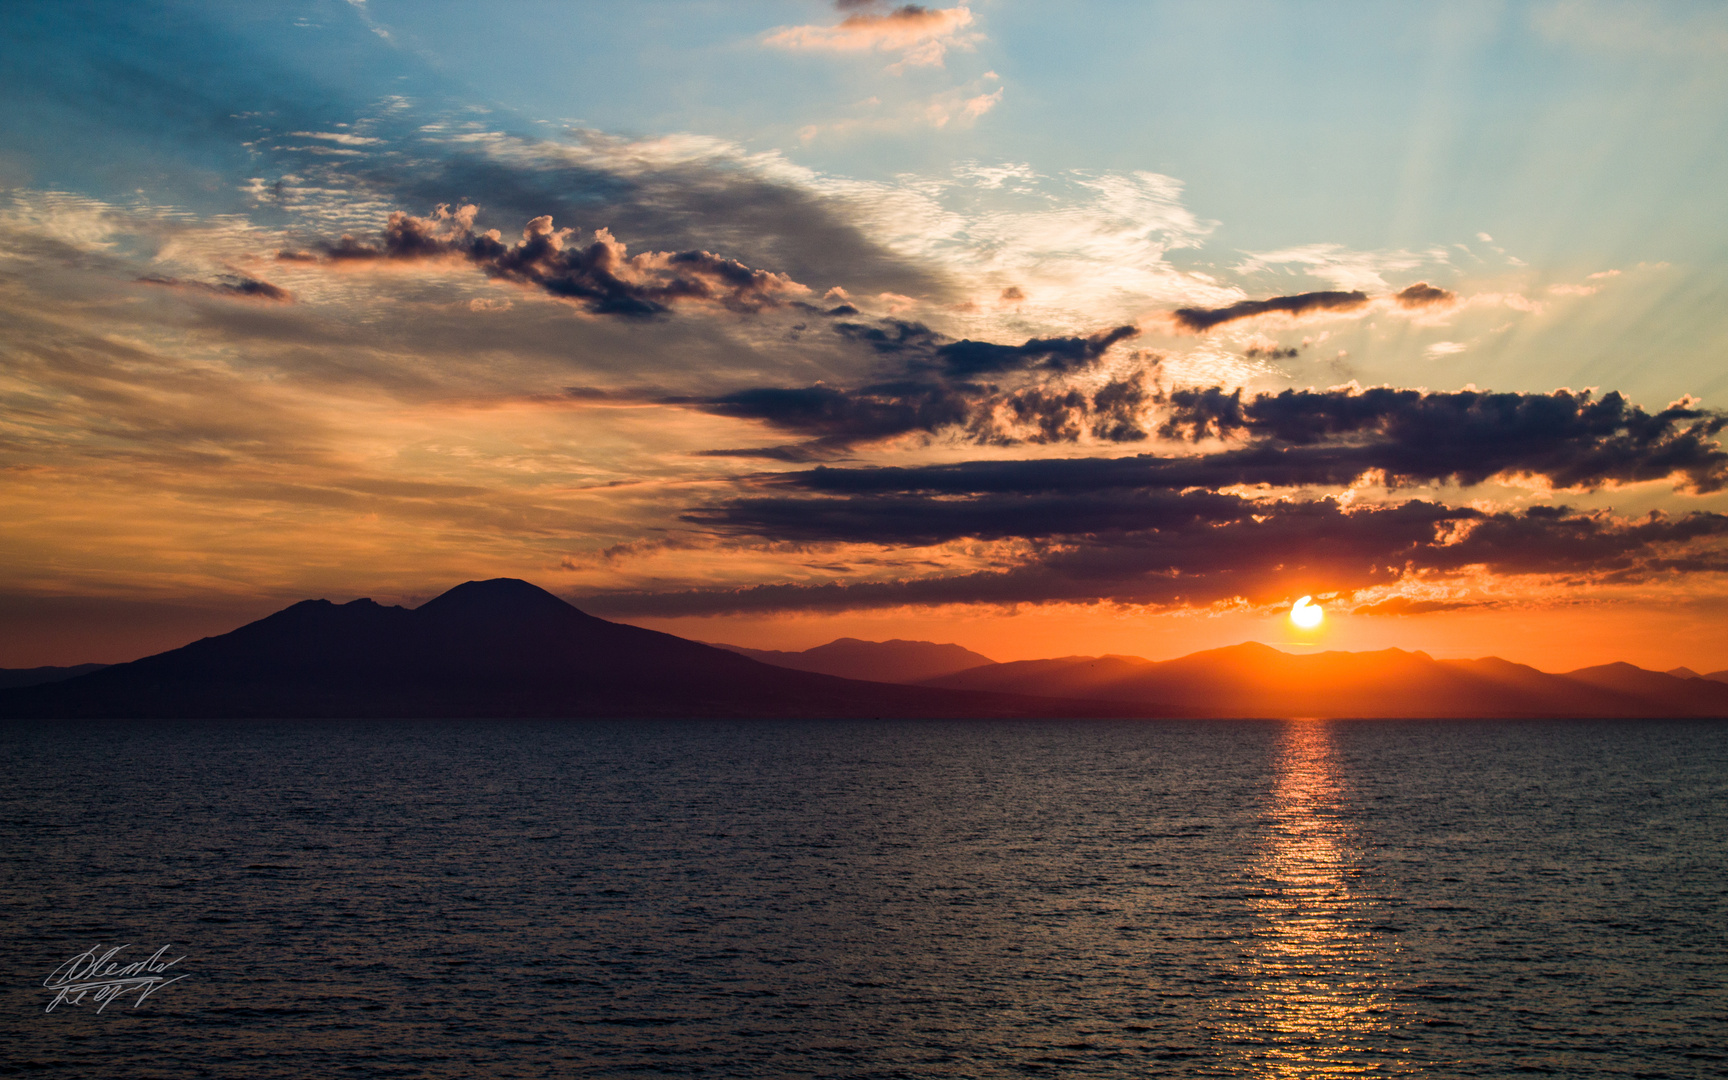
xmin=797 ymin=75 xmax=1003 ymax=142
xmin=287 ymin=130 xmax=384 ymax=147
xmin=1235 ymin=243 xmax=1452 ymax=292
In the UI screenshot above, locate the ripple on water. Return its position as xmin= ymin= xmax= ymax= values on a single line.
xmin=0 ymin=717 xmax=1724 ymax=1078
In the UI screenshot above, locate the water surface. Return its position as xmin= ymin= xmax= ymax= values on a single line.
xmin=2 ymin=718 xmax=1724 ymax=1077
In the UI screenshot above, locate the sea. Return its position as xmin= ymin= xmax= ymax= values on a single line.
xmin=1 ymin=717 xmax=1724 ymax=1078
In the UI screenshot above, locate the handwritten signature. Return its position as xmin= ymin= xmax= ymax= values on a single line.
xmin=43 ymin=944 xmax=188 ymax=1013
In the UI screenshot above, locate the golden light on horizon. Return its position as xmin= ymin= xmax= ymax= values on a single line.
xmin=1291 ymin=596 xmax=1324 ymax=630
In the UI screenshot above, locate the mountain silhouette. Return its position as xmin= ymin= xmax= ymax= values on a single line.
xmin=712 ymin=637 xmax=997 ymax=683
xmin=0 ymin=663 xmax=108 ymax=690
xmin=5 ymin=583 xmax=1726 ymax=719
xmin=0 ymin=580 xmax=1111 ymax=720
xmin=921 ymin=642 xmax=1728 ymax=718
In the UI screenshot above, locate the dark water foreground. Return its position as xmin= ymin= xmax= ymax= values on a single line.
xmin=1 ymin=718 xmax=1724 ymax=1078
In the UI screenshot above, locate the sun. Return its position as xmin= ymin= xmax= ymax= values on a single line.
xmin=1290 ymin=595 xmax=1324 ymax=630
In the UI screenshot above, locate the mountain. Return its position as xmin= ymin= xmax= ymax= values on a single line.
xmin=1666 ymin=666 xmax=1703 ymax=680
xmin=921 ymin=642 xmax=1728 ymax=718
xmin=0 ymin=580 xmax=1123 ymax=720
xmin=1562 ymin=662 xmax=1728 ymax=714
xmin=0 ymin=663 xmax=109 ymax=689
xmin=6 ymin=585 xmax=1726 ymax=719
xmin=1707 ymin=670 xmax=1728 ymax=685
xmin=712 ymin=637 xmax=997 ymax=684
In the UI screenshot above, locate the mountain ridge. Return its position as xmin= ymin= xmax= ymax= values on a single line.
xmin=711 ymin=637 xmax=997 ymax=683
xmin=0 ymin=580 xmax=1121 ymax=720
xmin=919 ymin=642 xmax=1728 ymax=718
xmin=3 ymin=580 xmax=1725 ymax=719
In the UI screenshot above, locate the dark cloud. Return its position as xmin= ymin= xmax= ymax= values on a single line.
xmin=1000 ymin=286 xmax=1025 ymax=301
xmin=1244 ymin=344 xmax=1299 ymax=360
xmin=1160 ymin=386 xmax=1728 ymax=493
xmin=614 ymin=381 xmax=1728 ymax=614
xmin=675 ymin=369 xmax=1159 ymax=456
xmin=1394 ymin=281 xmax=1457 ymax=308
xmin=830 ymin=318 xmax=1138 ymax=376
xmin=653 ymin=315 xmax=1151 ymax=455
xmin=934 ymin=324 xmax=1140 ymax=376
xmin=681 ymin=381 xmax=975 ymax=453
xmin=587 ymin=501 xmax=1728 ymax=615
xmin=685 ymin=488 xmax=1251 ymax=546
xmin=1171 ymin=290 xmax=1370 ymax=332
xmin=754 ymin=447 xmax=1370 ymax=496
xmin=137 ymin=275 xmax=292 ymax=302
xmin=832 ymin=317 xmax=940 ymax=354
xmin=585 ymin=380 xmax=1728 ymax=491
xmin=310 ymin=205 xmax=807 ymax=318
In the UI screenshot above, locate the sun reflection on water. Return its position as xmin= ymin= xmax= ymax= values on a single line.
xmin=1214 ymin=720 xmax=1411 ymax=1077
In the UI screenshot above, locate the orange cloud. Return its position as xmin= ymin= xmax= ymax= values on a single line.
xmin=765 ymin=5 xmax=977 ymax=68
xmin=1393 ymin=281 xmax=1457 ymax=308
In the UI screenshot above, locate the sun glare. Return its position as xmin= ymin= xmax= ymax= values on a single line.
xmin=1291 ymin=596 xmax=1324 ymax=630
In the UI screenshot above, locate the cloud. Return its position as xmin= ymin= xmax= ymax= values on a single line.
xmin=1170 ymin=290 xmax=1370 ymax=333
xmin=765 ymin=5 xmax=978 ymax=69
xmin=307 ymin=204 xmax=809 ymax=317
xmin=673 ymin=368 xmax=1157 ymax=457
xmin=1350 ymin=596 xmax=1480 ymax=616
xmin=685 ymin=486 xmax=1251 ymax=546
xmin=287 ymin=131 xmax=383 ymax=147
xmin=795 ymin=75 xmax=1003 ymax=142
xmin=1394 ymin=281 xmax=1457 ymax=308
xmin=827 ymin=318 xmax=1141 ymax=375
xmin=1424 ymin=341 xmax=1467 ymax=358
xmin=586 ymin=500 xmax=1728 ymax=615
xmin=426 ymin=128 xmax=1227 ymax=329
xmin=1233 ymin=243 xmax=1447 ymax=292
xmin=1158 ymin=386 xmax=1728 ymax=493
xmin=930 ymin=323 xmax=1139 ymax=375
xmin=663 ymin=318 xmax=1150 ymax=454
xmin=679 ymin=382 xmax=1728 ymax=545
xmin=136 ymin=274 xmax=293 ymax=302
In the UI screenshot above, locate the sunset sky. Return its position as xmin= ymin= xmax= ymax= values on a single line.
xmin=3 ymin=0 xmax=1727 ymax=670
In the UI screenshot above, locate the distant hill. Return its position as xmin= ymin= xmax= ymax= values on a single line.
xmin=0 ymin=663 xmax=109 ymax=690
xmin=713 ymin=637 xmax=996 ymax=684
xmin=0 ymin=580 xmax=1115 ymax=720
xmin=921 ymin=642 xmax=1728 ymax=718
xmin=5 ymin=584 xmax=1725 ymax=719
xmin=1707 ymin=670 xmax=1728 ymax=685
